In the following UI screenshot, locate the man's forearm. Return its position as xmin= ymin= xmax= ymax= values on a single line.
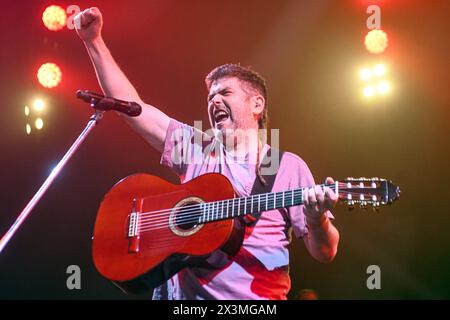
xmin=84 ymin=37 xmax=141 ymax=102
xmin=75 ymin=8 xmax=170 ymax=152
xmin=82 ymin=37 xmax=170 ymax=152
xmin=305 ymin=214 xmax=340 ymax=263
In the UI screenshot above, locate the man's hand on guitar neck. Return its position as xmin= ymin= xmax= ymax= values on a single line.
xmin=303 ymin=176 xmax=337 ymax=226
xmin=302 ymin=177 xmax=340 ymax=263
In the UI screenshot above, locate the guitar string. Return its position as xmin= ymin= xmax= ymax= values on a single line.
xmin=134 ymin=193 xmax=358 ymax=248
xmin=136 ymin=187 xmax=369 ymax=227
xmin=136 ymin=183 xmax=346 ymax=219
xmin=132 ymin=191 xmax=379 ymax=249
xmin=136 ymin=190 xmax=373 ymax=233
xmin=137 ymin=189 xmax=306 ymax=224
xmin=137 ymin=188 xmax=318 ymax=229
xmin=137 ymin=197 xmax=305 ymax=232
xmin=136 ymin=183 xmax=344 ymax=222
xmin=136 ymin=190 xmax=375 ymax=231
xmin=136 ymin=182 xmax=376 ymax=223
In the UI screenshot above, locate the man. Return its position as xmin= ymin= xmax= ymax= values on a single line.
xmin=75 ymin=7 xmax=339 ymax=300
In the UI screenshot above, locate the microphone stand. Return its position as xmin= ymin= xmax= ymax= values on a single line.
xmin=0 ymin=105 xmax=105 ymax=254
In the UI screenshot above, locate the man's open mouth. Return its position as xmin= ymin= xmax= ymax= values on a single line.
xmin=214 ymin=109 xmax=230 ymax=124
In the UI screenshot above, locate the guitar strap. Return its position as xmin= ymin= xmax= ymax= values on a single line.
xmin=245 ymin=147 xmax=285 ymax=226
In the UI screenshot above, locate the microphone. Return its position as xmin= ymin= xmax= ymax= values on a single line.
xmin=76 ymin=90 xmax=142 ymax=117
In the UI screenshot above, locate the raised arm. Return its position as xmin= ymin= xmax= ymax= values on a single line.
xmin=75 ymin=7 xmax=170 ymax=152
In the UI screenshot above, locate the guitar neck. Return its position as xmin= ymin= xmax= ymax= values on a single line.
xmin=198 ymin=183 xmax=337 ymax=224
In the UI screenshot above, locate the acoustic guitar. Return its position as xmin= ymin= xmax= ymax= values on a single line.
xmin=91 ymin=173 xmax=400 ymax=293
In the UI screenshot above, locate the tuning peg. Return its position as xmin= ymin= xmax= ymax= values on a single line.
xmin=346 ymin=199 xmax=355 ymax=210
xmin=356 ymin=200 xmax=364 ymax=209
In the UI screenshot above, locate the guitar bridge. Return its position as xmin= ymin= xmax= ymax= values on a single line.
xmin=128 ymin=198 xmax=141 ymax=253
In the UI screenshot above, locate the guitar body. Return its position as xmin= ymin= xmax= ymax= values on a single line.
xmin=92 ymin=173 xmax=244 ymax=294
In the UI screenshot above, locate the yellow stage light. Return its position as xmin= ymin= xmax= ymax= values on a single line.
xmin=37 ymin=63 xmax=62 ymax=88
xmin=373 ymin=64 xmax=386 ymax=77
xmin=24 ymin=106 xmax=30 ymax=116
xmin=377 ymin=81 xmax=390 ymax=95
xmin=42 ymin=5 xmax=67 ymax=31
xmin=365 ymin=29 xmax=388 ymax=54
xmin=360 ymin=68 xmax=372 ymax=81
xmin=26 ymin=124 xmax=31 ymax=135
xmin=33 ymin=99 xmax=45 ymax=112
xmin=363 ymin=86 xmax=375 ymax=98
xmin=35 ymin=118 xmax=44 ymax=130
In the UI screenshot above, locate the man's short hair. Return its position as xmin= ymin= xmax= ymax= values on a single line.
xmin=205 ymin=63 xmax=268 ymax=129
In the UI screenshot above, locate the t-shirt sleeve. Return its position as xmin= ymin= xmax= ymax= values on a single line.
xmin=283 ymin=153 xmax=334 ymax=239
xmin=160 ymin=118 xmax=214 ymax=178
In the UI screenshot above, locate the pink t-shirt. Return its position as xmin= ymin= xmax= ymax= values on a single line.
xmin=152 ymin=119 xmax=330 ymax=300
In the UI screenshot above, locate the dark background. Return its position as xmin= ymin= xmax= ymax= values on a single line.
xmin=0 ymin=0 xmax=448 ymax=299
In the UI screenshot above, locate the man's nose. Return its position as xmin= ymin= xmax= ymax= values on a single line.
xmin=210 ymin=95 xmax=222 ymax=105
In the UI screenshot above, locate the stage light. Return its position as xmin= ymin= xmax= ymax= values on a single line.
xmin=363 ymin=86 xmax=375 ymax=97
xmin=360 ymin=68 xmax=372 ymax=81
xmin=364 ymin=29 xmax=388 ymax=54
xmin=359 ymin=62 xmax=392 ymax=100
xmin=37 ymin=63 xmax=62 ymax=88
xmin=24 ymin=100 xmax=48 ymax=134
xmin=24 ymin=98 xmax=48 ymax=135
xmin=42 ymin=5 xmax=67 ymax=31
xmin=35 ymin=118 xmax=44 ymax=130
xmin=373 ymin=64 xmax=386 ymax=77
xmin=377 ymin=81 xmax=390 ymax=95
xmin=33 ymin=99 xmax=45 ymax=112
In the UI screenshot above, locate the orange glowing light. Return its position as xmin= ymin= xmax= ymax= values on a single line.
xmin=364 ymin=29 xmax=388 ymax=54
xmin=42 ymin=5 xmax=67 ymax=31
xmin=37 ymin=63 xmax=62 ymax=88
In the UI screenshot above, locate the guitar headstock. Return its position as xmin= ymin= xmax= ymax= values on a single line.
xmin=337 ymin=177 xmax=400 ymax=210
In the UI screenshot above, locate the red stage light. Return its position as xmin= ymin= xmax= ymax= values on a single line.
xmin=42 ymin=5 xmax=67 ymax=31
xmin=37 ymin=63 xmax=62 ymax=88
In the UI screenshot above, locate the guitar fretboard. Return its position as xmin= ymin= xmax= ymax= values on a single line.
xmin=197 ymin=184 xmax=335 ymax=223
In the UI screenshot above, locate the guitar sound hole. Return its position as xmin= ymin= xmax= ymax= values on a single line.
xmin=175 ymin=202 xmax=201 ymax=230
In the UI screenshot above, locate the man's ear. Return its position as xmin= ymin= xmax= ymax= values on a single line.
xmin=252 ymin=95 xmax=265 ymax=117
